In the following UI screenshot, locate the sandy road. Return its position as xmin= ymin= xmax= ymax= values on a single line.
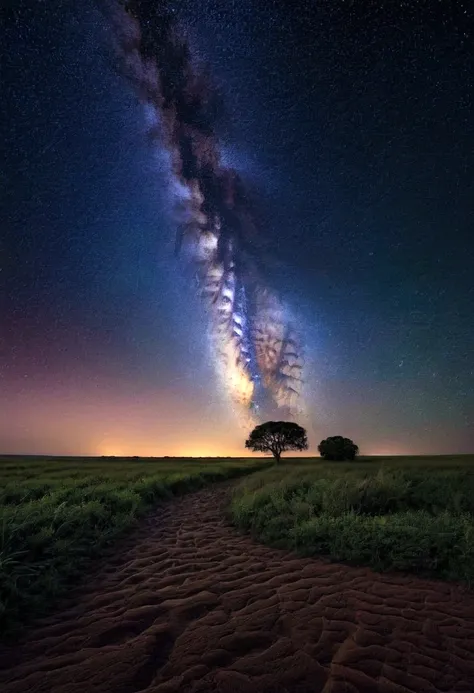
xmin=1 ymin=484 xmax=474 ymax=692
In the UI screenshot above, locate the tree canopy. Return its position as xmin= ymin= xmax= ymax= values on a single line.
xmin=318 ymin=436 xmax=359 ymax=461
xmin=245 ymin=421 xmax=308 ymax=462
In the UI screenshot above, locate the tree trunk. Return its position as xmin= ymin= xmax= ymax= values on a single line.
xmin=274 ymin=451 xmax=281 ymax=464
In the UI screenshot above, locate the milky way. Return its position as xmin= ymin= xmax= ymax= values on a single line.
xmin=104 ymin=0 xmax=305 ymax=424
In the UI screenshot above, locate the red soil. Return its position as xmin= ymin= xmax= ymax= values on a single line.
xmin=1 ymin=485 xmax=474 ymax=692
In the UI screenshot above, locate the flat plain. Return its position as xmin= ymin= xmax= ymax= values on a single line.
xmin=1 ymin=454 xmax=474 ymax=692
xmin=232 ymin=455 xmax=474 ymax=582
xmin=0 ymin=455 xmax=265 ymax=634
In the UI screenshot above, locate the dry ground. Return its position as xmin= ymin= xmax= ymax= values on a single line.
xmin=1 ymin=483 xmax=474 ymax=693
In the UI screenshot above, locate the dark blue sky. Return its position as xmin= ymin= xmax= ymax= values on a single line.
xmin=2 ymin=0 xmax=473 ymax=455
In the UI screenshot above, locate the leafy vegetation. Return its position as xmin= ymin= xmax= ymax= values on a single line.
xmin=318 ymin=435 xmax=359 ymax=461
xmin=245 ymin=421 xmax=308 ymax=462
xmin=0 ymin=456 xmax=265 ymax=636
xmin=230 ymin=456 xmax=474 ymax=583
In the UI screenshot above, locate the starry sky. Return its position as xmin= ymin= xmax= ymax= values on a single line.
xmin=2 ymin=0 xmax=473 ymax=456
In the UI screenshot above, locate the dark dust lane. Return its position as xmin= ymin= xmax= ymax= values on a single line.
xmin=1 ymin=485 xmax=474 ymax=693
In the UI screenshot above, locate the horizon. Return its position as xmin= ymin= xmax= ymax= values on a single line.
xmin=2 ymin=1 xmax=473 ymax=455
xmin=2 ymin=3 xmax=474 ymax=687
xmin=2 ymin=452 xmax=474 ymax=461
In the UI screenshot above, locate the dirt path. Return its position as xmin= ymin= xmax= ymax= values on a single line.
xmin=1 ymin=485 xmax=474 ymax=693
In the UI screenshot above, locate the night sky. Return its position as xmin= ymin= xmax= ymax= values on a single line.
xmin=2 ymin=0 xmax=473 ymax=456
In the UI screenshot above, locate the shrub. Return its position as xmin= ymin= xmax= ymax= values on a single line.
xmin=230 ymin=464 xmax=474 ymax=583
xmin=318 ymin=436 xmax=359 ymax=461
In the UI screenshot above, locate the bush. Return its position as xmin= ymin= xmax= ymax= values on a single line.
xmin=318 ymin=436 xmax=359 ymax=461
xmin=230 ymin=465 xmax=474 ymax=583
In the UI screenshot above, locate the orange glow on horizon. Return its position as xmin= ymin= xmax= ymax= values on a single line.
xmin=96 ymin=442 xmax=263 ymax=458
xmin=2 ymin=378 xmax=469 ymax=458
xmin=361 ymin=444 xmax=412 ymax=456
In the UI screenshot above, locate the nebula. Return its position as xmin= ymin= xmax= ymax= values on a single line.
xmin=104 ymin=0 xmax=304 ymax=424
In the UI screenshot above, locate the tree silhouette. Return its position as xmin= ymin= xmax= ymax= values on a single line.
xmin=318 ymin=436 xmax=359 ymax=461
xmin=245 ymin=421 xmax=308 ymax=463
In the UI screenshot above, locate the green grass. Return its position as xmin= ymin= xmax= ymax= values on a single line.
xmin=0 ymin=455 xmax=266 ymax=636
xmin=230 ymin=455 xmax=474 ymax=583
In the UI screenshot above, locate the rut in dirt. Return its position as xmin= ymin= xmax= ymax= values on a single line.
xmin=1 ymin=483 xmax=474 ymax=693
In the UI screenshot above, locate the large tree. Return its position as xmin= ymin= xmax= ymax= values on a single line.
xmin=318 ymin=436 xmax=359 ymax=461
xmin=245 ymin=421 xmax=308 ymax=463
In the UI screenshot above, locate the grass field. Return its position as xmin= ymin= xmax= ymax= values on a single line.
xmin=3 ymin=454 xmax=474 ymax=637
xmin=231 ymin=455 xmax=474 ymax=583
xmin=0 ymin=455 xmax=266 ymax=635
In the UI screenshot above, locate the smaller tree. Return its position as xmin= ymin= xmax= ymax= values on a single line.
xmin=245 ymin=421 xmax=308 ymax=463
xmin=318 ymin=436 xmax=359 ymax=461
